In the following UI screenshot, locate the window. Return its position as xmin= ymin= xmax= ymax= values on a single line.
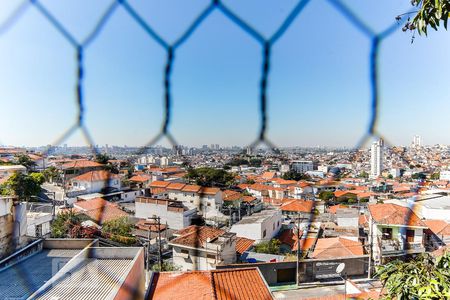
xmin=382 ymin=228 xmax=393 ymax=240
xmin=273 ymin=223 xmax=275 ymax=230
xmin=263 ymin=230 xmax=267 ymax=238
xmin=181 ymin=249 xmax=189 ymax=254
xmin=207 ymin=254 xmax=215 ymax=259
xmin=207 ymin=203 xmax=211 ymax=207
xmin=406 ymin=229 xmax=415 ymax=243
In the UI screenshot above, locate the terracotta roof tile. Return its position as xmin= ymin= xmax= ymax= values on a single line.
xmin=235 ymin=237 xmax=255 ymax=254
xmin=171 ymin=225 xmax=225 ymax=249
xmin=312 ymin=237 xmax=364 ymax=259
xmin=424 ymin=220 xmax=450 ymax=236
xmin=148 ymin=268 xmax=273 ymax=300
xmin=71 ymin=170 xmax=119 ymax=182
xmin=166 ymin=182 xmax=186 ymax=190
xmin=281 ymin=200 xmax=314 ymax=213
xmin=149 ymin=181 xmax=171 ymax=188
xmin=368 ymin=203 xmax=427 ymax=227
xmin=61 ymin=160 xmax=103 ymax=169
xmin=181 ymin=185 xmax=202 ymax=193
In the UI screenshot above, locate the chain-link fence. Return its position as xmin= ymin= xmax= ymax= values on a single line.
xmin=0 ymin=0 xmax=439 ymax=298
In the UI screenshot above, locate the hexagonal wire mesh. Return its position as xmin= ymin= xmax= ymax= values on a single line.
xmin=0 ymin=0 xmax=426 ymax=297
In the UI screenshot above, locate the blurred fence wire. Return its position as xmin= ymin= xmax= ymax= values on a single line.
xmin=0 ymin=0 xmax=424 ymax=296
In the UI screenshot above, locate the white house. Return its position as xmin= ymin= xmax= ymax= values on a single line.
xmin=230 ymin=209 xmax=283 ymax=243
xmin=368 ymin=203 xmax=427 ymax=265
xmin=135 ymin=197 xmax=197 ymax=230
xmin=169 ymin=225 xmax=237 ymax=271
xmin=0 ymin=165 xmax=27 ymax=180
xmin=67 ymin=170 xmax=121 ymax=197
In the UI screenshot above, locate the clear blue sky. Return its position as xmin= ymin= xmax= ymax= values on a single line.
xmin=0 ymin=0 xmax=449 ymax=148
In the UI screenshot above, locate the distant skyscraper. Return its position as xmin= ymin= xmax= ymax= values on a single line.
xmin=412 ymin=135 xmax=422 ymax=148
xmin=370 ymin=139 xmax=384 ymax=178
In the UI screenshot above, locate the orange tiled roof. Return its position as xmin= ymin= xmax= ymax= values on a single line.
xmin=242 ymin=196 xmax=257 ymax=203
xmin=280 ymin=200 xmax=314 ymax=213
xmin=171 ymin=225 xmax=225 ymax=248
xmin=61 ymin=160 xmax=103 ymax=169
xmin=73 ymin=198 xmax=128 ymax=224
xmin=368 ymin=203 xmax=427 ymax=227
xmin=166 ymin=182 xmax=186 ymax=190
xmin=312 ymin=237 xmax=364 ymax=259
xmin=199 ymin=187 xmax=220 ymax=195
xmin=129 ymin=175 xmax=151 ymax=182
xmin=181 ymin=184 xmax=202 ymax=193
xmin=71 ymin=170 xmax=119 ymax=182
xmin=261 ymin=171 xmax=276 ymax=180
xmin=148 ymin=268 xmax=273 ymax=300
xmin=424 ymin=220 xmax=450 ymax=236
xmin=328 ymin=204 xmax=347 ymax=214
xmin=149 ymin=181 xmax=171 ymax=188
xmin=223 ymin=190 xmax=242 ymax=202
xmin=235 ymin=237 xmax=255 ymax=254
xmin=278 ymin=229 xmax=316 ymax=252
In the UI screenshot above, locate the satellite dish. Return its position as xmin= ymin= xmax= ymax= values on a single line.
xmin=336 ymin=263 xmax=345 ymax=274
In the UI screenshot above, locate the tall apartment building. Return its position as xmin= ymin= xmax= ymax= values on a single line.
xmin=412 ymin=135 xmax=422 ymax=148
xmin=370 ymin=139 xmax=384 ymax=178
xmin=291 ymin=160 xmax=314 ymax=173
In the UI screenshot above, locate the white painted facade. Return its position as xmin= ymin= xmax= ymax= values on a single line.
xmin=230 ymin=209 xmax=283 ymax=243
xmin=135 ymin=197 xmax=197 ymax=230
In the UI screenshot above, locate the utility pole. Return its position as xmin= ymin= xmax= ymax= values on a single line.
xmin=157 ymin=217 xmax=162 ymax=271
xmin=147 ymin=227 xmax=151 ymax=271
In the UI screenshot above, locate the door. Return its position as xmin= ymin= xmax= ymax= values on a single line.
xmin=277 ymin=268 xmax=296 ymax=283
xmin=406 ymin=229 xmax=415 ymax=243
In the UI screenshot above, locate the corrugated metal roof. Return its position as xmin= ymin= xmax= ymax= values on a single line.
xmin=33 ymin=258 xmax=133 ymax=300
xmin=0 ymin=249 xmax=81 ymax=300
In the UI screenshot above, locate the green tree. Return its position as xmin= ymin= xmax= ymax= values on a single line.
xmin=95 ymin=153 xmax=111 ymax=164
xmin=282 ymin=171 xmax=310 ymax=181
xmin=318 ymin=191 xmax=335 ymax=202
xmin=184 ymin=167 xmax=235 ymax=187
xmin=51 ymin=210 xmax=85 ymax=238
xmin=151 ymin=261 xmax=181 ymax=272
xmin=431 ymin=172 xmax=440 ymax=180
xmin=376 ymin=252 xmax=450 ymax=299
xmin=1 ymin=172 xmax=42 ymax=201
xmin=102 ymin=217 xmax=133 ymax=237
xmin=401 ymin=0 xmax=450 ymax=35
xmin=254 ymin=239 xmax=281 ymax=255
xmin=359 ymin=171 xmax=369 ymax=179
xmin=14 ymin=154 xmax=36 ymax=171
xmin=43 ymin=166 xmax=60 ymax=183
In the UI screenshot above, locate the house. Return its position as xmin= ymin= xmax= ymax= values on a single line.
xmin=278 ymin=228 xmax=317 ymax=256
xmin=311 ymin=237 xmax=364 ymax=259
xmin=423 ymin=219 xmax=450 ymax=250
xmin=230 ymin=209 xmax=283 ymax=243
xmin=169 ymin=225 xmax=237 ymax=271
xmin=368 ymin=203 xmax=428 ymax=264
xmin=147 ymin=268 xmax=273 ymax=300
xmin=0 ymin=165 xmax=27 ymax=183
xmin=72 ymin=197 xmax=128 ymax=225
xmin=135 ymin=197 xmax=197 ymax=230
xmin=280 ymin=199 xmax=315 ymax=219
xmin=59 ymin=159 xmax=104 ymax=182
xmin=67 ymin=170 xmax=121 ymax=197
xmin=235 ymin=236 xmax=255 ymax=257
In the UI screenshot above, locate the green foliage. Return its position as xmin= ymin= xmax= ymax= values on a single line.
xmin=51 ymin=210 xmax=84 ymax=238
xmin=359 ymin=171 xmax=369 ymax=179
xmin=254 ymin=239 xmax=281 ymax=255
xmin=1 ymin=172 xmax=43 ymax=201
xmin=43 ymin=166 xmax=59 ymax=182
xmin=102 ymin=217 xmax=133 ymax=237
xmin=95 ymin=153 xmax=111 ymax=164
xmin=184 ymin=167 xmax=235 ymax=187
xmin=376 ymin=252 xmax=450 ymax=299
xmin=318 ymin=191 xmax=335 ymax=202
xmin=151 ymin=261 xmax=181 ymax=272
xmin=431 ymin=172 xmax=440 ymax=180
xmin=14 ymin=154 xmax=36 ymax=171
xmin=249 ymin=158 xmax=262 ymax=167
xmin=407 ymin=0 xmax=450 ymax=35
xmin=282 ymin=171 xmax=310 ymax=181
xmin=227 ymin=158 xmax=249 ymax=166
xmin=412 ymin=172 xmax=426 ymax=180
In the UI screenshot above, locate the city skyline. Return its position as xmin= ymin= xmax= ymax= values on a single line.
xmin=1 ymin=1 xmax=450 ymax=147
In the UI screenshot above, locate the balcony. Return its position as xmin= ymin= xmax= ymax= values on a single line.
xmin=380 ymin=239 xmax=425 ymax=256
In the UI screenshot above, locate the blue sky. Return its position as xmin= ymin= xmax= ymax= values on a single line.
xmin=0 ymin=0 xmax=449 ymax=148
